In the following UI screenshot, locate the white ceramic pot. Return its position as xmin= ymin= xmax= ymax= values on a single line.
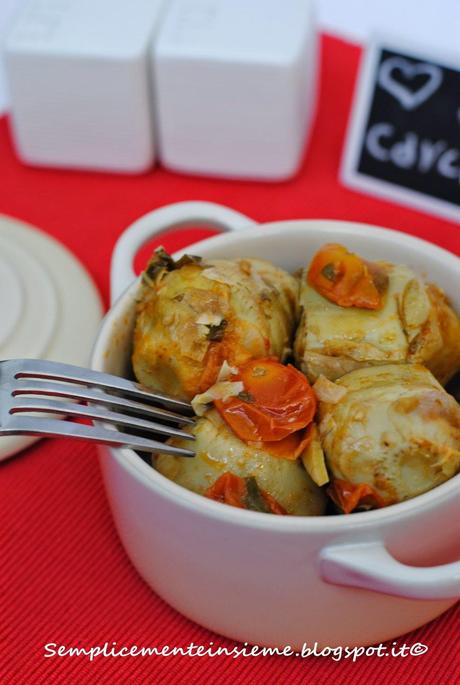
xmin=91 ymin=201 xmax=460 ymax=649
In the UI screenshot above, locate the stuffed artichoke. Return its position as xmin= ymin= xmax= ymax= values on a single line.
xmin=155 ymin=409 xmax=326 ymax=516
xmin=155 ymin=358 xmax=326 ymax=516
xmin=317 ymin=364 xmax=460 ymax=510
xmin=294 ymin=244 xmax=460 ymax=385
xmin=133 ymin=249 xmax=298 ymax=400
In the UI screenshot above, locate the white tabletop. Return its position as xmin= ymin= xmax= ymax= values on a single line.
xmin=1 ymin=0 xmax=460 ymax=115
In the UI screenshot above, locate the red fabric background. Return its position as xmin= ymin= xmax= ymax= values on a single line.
xmin=0 ymin=35 xmax=459 ymax=684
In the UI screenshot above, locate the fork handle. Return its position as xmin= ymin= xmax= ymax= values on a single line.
xmin=110 ymin=201 xmax=256 ymax=303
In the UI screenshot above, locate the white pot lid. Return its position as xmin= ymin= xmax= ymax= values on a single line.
xmin=0 ymin=214 xmax=104 ymax=461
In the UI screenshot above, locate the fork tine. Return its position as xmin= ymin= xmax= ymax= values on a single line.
xmin=2 ymin=415 xmax=195 ymax=456
xmin=10 ymin=397 xmax=195 ymax=441
xmin=6 ymin=359 xmax=192 ymax=410
xmin=11 ymin=379 xmax=195 ymax=425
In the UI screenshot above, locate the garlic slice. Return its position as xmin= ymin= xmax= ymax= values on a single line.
xmin=217 ymin=360 xmax=239 ymax=381
xmin=300 ymin=425 xmax=329 ymax=486
xmin=191 ymin=381 xmax=244 ymax=416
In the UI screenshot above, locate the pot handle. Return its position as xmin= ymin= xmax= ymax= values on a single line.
xmin=110 ymin=201 xmax=256 ymax=304
xmin=320 ymin=541 xmax=460 ymax=600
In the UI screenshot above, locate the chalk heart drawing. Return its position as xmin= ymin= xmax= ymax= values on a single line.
xmin=378 ymin=56 xmax=443 ymax=110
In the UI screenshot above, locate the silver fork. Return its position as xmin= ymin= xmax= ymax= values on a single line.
xmin=0 ymin=359 xmax=195 ymax=457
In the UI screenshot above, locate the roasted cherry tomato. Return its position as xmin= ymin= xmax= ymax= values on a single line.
xmin=214 ymin=358 xmax=316 ymax=443
xmin=307 ymin=243 xmax=387 ymax=310
xmin=205 ymin=472 xmax=286 ymax=514
xmin=328 ymin=479 xmax=387 ymax=514
xmin=260 ymin=425 xmax=314 ymax=460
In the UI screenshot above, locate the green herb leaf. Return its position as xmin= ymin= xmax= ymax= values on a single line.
xmin=206 ymin=319 xmax=227 ymax=341
xmin=238 ymin=391 xmax=254 ymax=403
xmin=244 ymin=477 xmax=271 ymax=513
xmin=142 ymin=247 xmax=202 ymax=285
xmin=321 ymin=263 xmax=338 ymax=282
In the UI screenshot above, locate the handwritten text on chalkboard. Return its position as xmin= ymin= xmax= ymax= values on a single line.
xmin=342 ymin=42 xmax=460 ymax=222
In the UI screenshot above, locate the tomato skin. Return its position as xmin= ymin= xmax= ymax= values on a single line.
xmin=205 ymin=472 xmax=247 ymax=508
xmin=328 ymin=479 xmax=387 ymax=513
xmin=214 ymin=359 xmax=317 ymax=443
xmin=258 ymin=424 xmax=314 ymax=460
xmin=205 ymin=472 xmax=287 ymax=515
xmin=307 ymin=243 xmax=386 ymax=310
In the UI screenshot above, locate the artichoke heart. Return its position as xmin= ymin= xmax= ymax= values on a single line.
xmin=318 ymin=364 xmax=460 ymax=505
xmin=294 ymin=262 xmax=460 ymax=385
xmin=155 ymin=409 xmax=326 ymax=516
xmin=133 ymin=251 xmax=298 ymax=399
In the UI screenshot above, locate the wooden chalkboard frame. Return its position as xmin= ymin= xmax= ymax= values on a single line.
xmin=341 ymin=36 xmax=460 ymax=224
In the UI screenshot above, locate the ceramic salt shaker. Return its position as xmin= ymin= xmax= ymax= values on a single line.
xmin=4 ymin=0 xmax=167 ymax=173
xmin=153 ymin=0 xmax=318 ymax=180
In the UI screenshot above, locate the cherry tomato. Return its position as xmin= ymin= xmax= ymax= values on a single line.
xmin=307 ymin=243 xmax=387 ymax=310
xmin=328 ymin=479 xmax=387 ymax=514
xmin=260 ymin=423 xmax=314 ymax=460
xmin=205 ymin=472 xmax=286 ymax=514
xmin=214 ymin=359 xmax=316 ymax=443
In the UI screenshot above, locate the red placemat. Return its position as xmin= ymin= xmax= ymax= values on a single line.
xmin=0 ymin=34 xmax=459 ymax=685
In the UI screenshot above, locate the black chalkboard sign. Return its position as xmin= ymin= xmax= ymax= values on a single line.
xmin=342 ymin=41 xmax=460 ymax=223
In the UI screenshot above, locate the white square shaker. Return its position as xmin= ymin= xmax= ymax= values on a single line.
xmin=4 ymin=0 xmax=167 ymax=172
xmin=153 ymin=0 xmax=318 ymax=180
